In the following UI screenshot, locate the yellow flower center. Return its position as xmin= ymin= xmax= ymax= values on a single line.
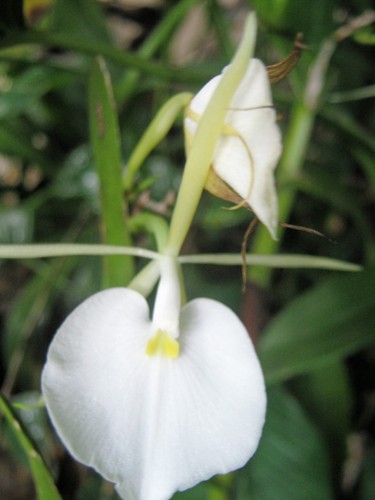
xmin=145 ymin=330 xmax=180 ymax=358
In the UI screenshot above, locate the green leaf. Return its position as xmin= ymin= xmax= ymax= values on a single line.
xmin=0 ymin=30 xmax=207 ymax=85
xmin=123 ymin=92 xmax=192 ymax=192
xmin=250 ymin=0 xmax=335 ymax=41
xmin=2 ymin=255 xmax=79 ymax=396
xmin=354 ymin=147 xmax=375 ymax=185
xmin=354 ymin=30 xmax=375 ymax=46
xmin=0 ymin=394 xmax=61 ymax=500
xmin=290 ymin=361 xmax=352 ymax=466
xmin=0 ymin=123 xmax=47 ymax=166
xmin=9 ymin=391 xmax=50 ymax=465
xmin=0 ymin=65 xmax=73 ymax=119
xmin=323 ymin=106 xmax=375 ymax=154
xmin=51 ymin=0 xmax=109 ymax=42
xmin=115 ymin=0 xmax=200 ymax=104
xmin=259 ymin=268 xmax=375 ymax=384
xmin=88 ymin=56 xmax=134 ymax=287
xmin=173 ymin=482 xmax=210 ymax=499
xmin=237 ymin=386 xmax=334 ymax=499
xmin=179 ymin=253 xmax=361 ymax=271
xmin=0 ymin=243 xmax=159 ymax=260
xmin=173 ymin=476 xmax=231 ymax=500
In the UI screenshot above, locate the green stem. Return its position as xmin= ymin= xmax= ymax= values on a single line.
xmin=0 ymin=30 xmax=206 ymax=84
xmin=249 ymin=12 xmax=375 ymax=287
xmin=249 ymin=102 xmax=314 ymax=286
xmin=178 ymin=253 xmax=360 ymax=271
xmin=0 ymin=394 xmax=61 ymax=500
xmin=128 ymin=260 xmax=161 ymax=297
xmin=123 ymin=92 xmax=192 ymax=192
xmin=206 ymin=0 xmax=234 ymax=59
xmin=249 ymin=35 xmax=337 ymax=287
xmin=89 ymin=57 xmax=134 ymax=287
xmin=329 ymin=84 xmax=375 ymax=104
xmin=0 ymin=243 xmax=159 ymax=260
xmin=116 ymin=0 xmax=200 ymax=104
xmin=129 ymin=213 xmax=169 ymax=252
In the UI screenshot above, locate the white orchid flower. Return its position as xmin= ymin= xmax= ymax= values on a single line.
xmin=184 ymin=58 xmax=282 ymax=239
xmin=42 ymin=256 xmax=266 ymax=500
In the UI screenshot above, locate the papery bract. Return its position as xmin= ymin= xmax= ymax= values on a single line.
xmin=185 ymin=58 xmax=282 ymax=239
xmin=41 ymin=287 xmax=266 ymax=500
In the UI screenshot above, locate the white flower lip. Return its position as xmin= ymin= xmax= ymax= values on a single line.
xmin=185 ymin=58 xmax=282 ymax=239
xmin=41 ymin=286 xmax=266 ymax=500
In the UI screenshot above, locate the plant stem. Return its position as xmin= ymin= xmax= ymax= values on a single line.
xmin=0 ymin=30 xmax=206 ymax=84
xmin=249 ymin=101 xmax=315 ymax=286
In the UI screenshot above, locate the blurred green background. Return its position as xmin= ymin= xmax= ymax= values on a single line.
xmin=0 ymin=0 xmax=375 ymax=498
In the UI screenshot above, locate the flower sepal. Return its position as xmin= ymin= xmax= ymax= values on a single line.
xmin=185 ymin=58 xmax=282 ymax=239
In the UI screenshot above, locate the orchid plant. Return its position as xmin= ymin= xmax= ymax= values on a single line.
xmin=0 ymin=10 xmax=361 ymax=500
xmin=42 ymin=15 xmax=269 ymax=500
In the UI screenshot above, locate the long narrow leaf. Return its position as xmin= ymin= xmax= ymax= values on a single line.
xmin=179 ymin=253 xmax=361 ymax=271
xmin=0 ymin=394 xmax=61 ymax=500
xmin=0 ymin=31 xmax=206 ymax=84
xmin=0 ymin=245 xmax=360 ymax=272
xmin=0 ymin=243 xmax=158 ymax=259
xmin=88 ymin=56 xmax=134 ymax=287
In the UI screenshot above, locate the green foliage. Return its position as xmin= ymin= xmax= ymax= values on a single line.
xmin=52 ymin=0 xmax=110 ymax=42
xmin=0 ymin=394 xmax=61 ymax=500
xmin=250 ymin=0 xmax=336 ymax=41
xmin=259 ymin=267 xmax=375 ymax=383
xmin=88 ymin=56 xmax=134 ymax=287
xmin=239 ymin=386 xmax=334 ymax=499
xmin=0 ymin=0 xmax=374 ymax=498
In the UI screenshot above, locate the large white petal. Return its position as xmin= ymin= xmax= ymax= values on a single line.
xmin=186 ymin=59 xmax=282 ymax=238
xmin=42 ymin=288 xmax=266 ymax=500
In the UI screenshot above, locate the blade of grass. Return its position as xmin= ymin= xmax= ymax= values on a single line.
xmin=249 ymin=13 xmax=375 ymax=287
xmin=179 ymin=253 xmax=361 ymax=271
xmin=0 ymin=30 xmax=207 ymax=85
xmin=0 ymin=243 xmax=159 ymax=260
xmin=1 ymin=255 xmax=79 ymax=397
xmin=88 ymin=56 xmax=134 ymax=287
xmin=116 ymin=0 xmax=200 ymax=105
xmin=0 ymin=394 xmax=61 ymax=500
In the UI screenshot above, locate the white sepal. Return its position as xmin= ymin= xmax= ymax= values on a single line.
xmin=185 ymin=59 xmax=282 ymax=239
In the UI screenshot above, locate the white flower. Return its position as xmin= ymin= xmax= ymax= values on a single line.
xmin=185 ymin=58 xmax=282 ymax=239
xmin=42 ymin=257 xmax=266 ymax=500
